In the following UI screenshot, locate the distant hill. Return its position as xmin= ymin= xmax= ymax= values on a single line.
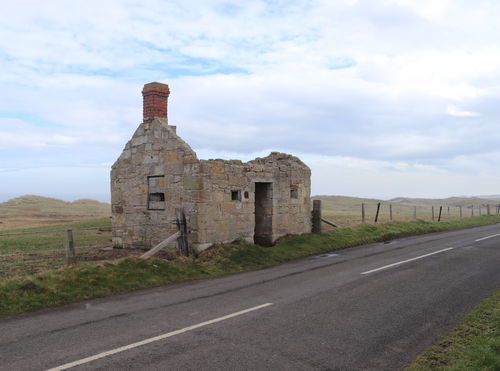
xmin=478 ymin=194 xmax=500 ymax=200
xmin=0 ymin=195 xmax=110 ymax=218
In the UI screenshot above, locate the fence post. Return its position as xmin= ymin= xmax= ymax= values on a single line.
xmin=374 ymin=202 xmax=381 ymax=223
xmin=487 ymin=204 xmax=491 ymax=216
xmin=65 ymin=229 xmax=76 ymax=265
xmin=438 ymin=206 xmax=443 ymax=222
xmin=361 ymin=203 xmax=365 ymax=223
xmin=447 ymin=206 xmax=450 ymax=217
xmin=432 ymin=206 xmax=435 ymax=221
xmin=389 ymin=204 xmax=393 ymax=221
xmin=312 ymin=200 xmax=322 ymax=234
xmin=479 ymin=205 xmax=482 ymax=216
xmin=413 ymin=206 xmax=417 ymax=219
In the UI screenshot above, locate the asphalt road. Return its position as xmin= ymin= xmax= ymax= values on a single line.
xmin=1 ymin=224 xmax=499 ymax=371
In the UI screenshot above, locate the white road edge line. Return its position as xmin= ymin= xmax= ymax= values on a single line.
xmin=475 ymin=233 xmax=500 ymax=242
xmin=361 ymin=247 xmax=454 ymax=275
xmin=45 ymin=302 xmax=273 ymax=371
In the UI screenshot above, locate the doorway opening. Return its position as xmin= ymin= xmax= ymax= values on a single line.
xmin=254 ymin=182 xmax=273 ymax=246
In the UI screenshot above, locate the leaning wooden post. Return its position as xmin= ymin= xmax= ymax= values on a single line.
xmin=312 ymin=200 xmax=322 ymax=234
xmin=175 ymin=208 xmax=189 ymax=256
xmin=361 ymin=203 xmax=366 ymax=223
xmin=374 ymin=202 xmax=381 ymax=223
xmin=438 ymin=206 xmax=443 ymax=222
xmin=389 ymin=204 xmax=393 ymax=221
xmin=65 ymin=229 xmax=76 ymax=265
xmin=432 ymin=206 xmax=435 ymax=221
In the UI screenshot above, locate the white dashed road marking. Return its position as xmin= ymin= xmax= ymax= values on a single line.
xmin=46 ymin=302 xmax=273 ymax=371
xmin=361 ymin=248 xmax=454 ymax=275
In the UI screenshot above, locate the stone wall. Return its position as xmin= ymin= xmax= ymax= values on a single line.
xmin=111 ymin=82 xmax=312 ymax=251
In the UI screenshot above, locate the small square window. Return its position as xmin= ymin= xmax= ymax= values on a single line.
xmin=148 ymin=175 xmax=165 ymax=210
xmin=290 ymin=188 xmax=298 ymax=199
xmin=231 ymin=190 xmax=241 ymax=201
xmin=244 ymin=191 xmax=249 ymax=199
xmin=149 ymin=192 xmax=165 ymax=202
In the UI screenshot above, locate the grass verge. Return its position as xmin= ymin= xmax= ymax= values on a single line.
xmin=1 ymin=216 xmax=499 ymax=317
xmin=406 ymin=288 xmax=499 ymax=371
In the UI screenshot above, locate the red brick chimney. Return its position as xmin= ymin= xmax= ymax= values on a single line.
xmin=142 ymin=82 xmax=170 ymax=122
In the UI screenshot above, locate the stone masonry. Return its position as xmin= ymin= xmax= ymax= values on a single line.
xmin=111 ymin=82 xmax=311 ymax=251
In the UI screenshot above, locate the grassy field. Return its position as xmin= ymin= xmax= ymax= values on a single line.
xmin=407 ymin=288 xmax=499 ymax=371
xmin=0 ymin=218 xmax=114 ymax=279
xmin=315 ymin=195 xmax=500 ymax=227
xmin=1 ymin=215 xmax=500 ymax=317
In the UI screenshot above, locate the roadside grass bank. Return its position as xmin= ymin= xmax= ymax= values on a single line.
xmin=407 ymin=288 xmax=499 ymax=371
xmin=1 ymin=216 xmax=499 ymax=317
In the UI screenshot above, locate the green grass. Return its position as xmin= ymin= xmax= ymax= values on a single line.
xmin=407 ymin=288 xmax=499 ymax=371
xmin=1 ymin=215 xmax=500 ymax=317
xmin=0 ymin=218 xmax=112 ymax=280
xmin=0 ymin=218 xmax=111 ymax=254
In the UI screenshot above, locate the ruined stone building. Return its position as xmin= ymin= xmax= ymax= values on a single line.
xmin=111 ymin=82 xmax=311 ymax=251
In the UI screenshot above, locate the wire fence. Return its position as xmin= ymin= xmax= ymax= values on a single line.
xmin=0 ymin=226 xmax=123 ymax=279
xmin=0 ymin=220 xmax=184 ymax=279
xmin=321 ymin=202 xmax=500 ymax=228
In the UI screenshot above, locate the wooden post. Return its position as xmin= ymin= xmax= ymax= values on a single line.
xmin=65 ymin=229 xmax=76 ymax=265
xmin=432 ymin=206 xmax=435 ymax=221
xmin=312 ymin=200 xmax=322 ymax=234
xmin=361 ymin=203 xmax=365 ymax=223
xmin=459 ymin=206 xmax=462 ymax=218
xmin=487 ymin=204 xmax=491 ymax=216
xmin=438 ymin=206 xmax=443 ymax=222
xmin=479 ymin=205 xmax=482 ymax=216
xmin=447 ymin=206 xmax=450 ymax=217
xmin=374 ymin=202 xmax=381 ymax=223
xmin=175 ymin=208 xmax=189 ymax=256
xmin=389 ymin=204 xmax=393 ymax=221
xmin=413 ymin=206 xmax=417 ymax=219
xmin=471 ymin=205 xmax=474 ymax=217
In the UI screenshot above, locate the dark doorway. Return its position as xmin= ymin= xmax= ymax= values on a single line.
xmin=254 ymin=182 xmax=273 ymax=246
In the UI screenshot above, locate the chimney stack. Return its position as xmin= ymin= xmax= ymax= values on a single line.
xmin=142 ymin=82 xmax=170 ymax=123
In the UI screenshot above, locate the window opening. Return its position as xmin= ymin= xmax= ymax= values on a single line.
xmin=148 ymin=175 xmax=165 ymax=210
xmin=231 ymin=190 xmax=241 ymax=201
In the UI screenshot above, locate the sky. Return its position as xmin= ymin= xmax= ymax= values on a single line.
xmin=1 ymin=0 xmax=500 ymax=202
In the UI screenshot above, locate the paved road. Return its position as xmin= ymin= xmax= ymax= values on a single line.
xmin=1 ymin=224 xmax=499 ymax=370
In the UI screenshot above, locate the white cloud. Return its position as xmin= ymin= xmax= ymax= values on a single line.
xmin=1 ymin=0 xmax=500 ymax=200
xmin=446 ymin=104 xmax=480 ymax=117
